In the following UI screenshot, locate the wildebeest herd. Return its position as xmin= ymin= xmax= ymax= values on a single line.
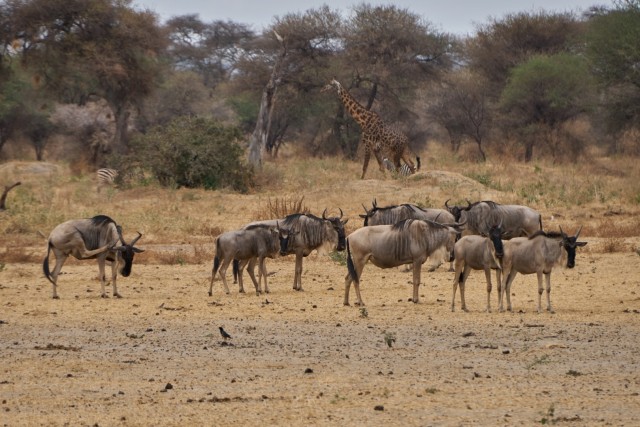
xmin=42 ymin=199 xmax=587 ymax=313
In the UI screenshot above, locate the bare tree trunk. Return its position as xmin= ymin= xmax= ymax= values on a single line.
xmin=247 ymin=33 xmax=287 ymax=169
xmin=0 ymin=182 xmax=21 ymax=211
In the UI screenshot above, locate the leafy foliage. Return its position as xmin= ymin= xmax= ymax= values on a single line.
xmin=121 ymin=117 xmax=253 ymax=192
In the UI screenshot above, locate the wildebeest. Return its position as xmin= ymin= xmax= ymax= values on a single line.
xmin=445 ymin=200 xmax=541 ymax=239
xmin=499 ymin=226 xmax=587 ymax=313
xmin=344 ymin=218 xmax=463 ymax=306
xmin=209 ymin=223 xmax=290 ymax=296
xmin=43 ymin=215 xmax=143 ymax=299
xmin=280 ymin=209 xmax=348 ymax=291
xmin=451 ymin=223 xmax=505 ymax=312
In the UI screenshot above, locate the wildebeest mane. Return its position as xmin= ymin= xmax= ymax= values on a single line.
xmin=528 ymin=230 xmax=563 ymax=240
xmin=245 ymin=223 xmax=273 ymax=231
xmin=77 ymin=215 xmax=117 ymax=251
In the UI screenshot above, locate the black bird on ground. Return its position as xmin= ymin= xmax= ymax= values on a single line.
xmin=219 ymin=326 xmax=232 ymax=340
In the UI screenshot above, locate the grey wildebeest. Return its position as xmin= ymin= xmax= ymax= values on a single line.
xmin=445 ymin=200 xmax=541 ymax=239
xmin=451 ymin=223 xmax=505 ymax=312
xmin=345 ymin=218 xmax=463 ymax=306
xmin=360 ymin=199 xmax=457 ymax=271
xmin=280 ymin=209 xmax=348 ymax=291
xmin=209 ymin=223 xmax=290 ymax=296
xmin=499 ymin=227 xmax=587 ymax=313
xmin=43 ymin=215 xmax=143 ymax=299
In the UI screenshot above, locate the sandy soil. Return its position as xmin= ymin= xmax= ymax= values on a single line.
xmin=2 ymin=247 xmax=640 ymax=426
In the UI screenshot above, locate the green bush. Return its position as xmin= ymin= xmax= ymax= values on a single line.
xmin=122 ymin=116 xmax=253 ymax=192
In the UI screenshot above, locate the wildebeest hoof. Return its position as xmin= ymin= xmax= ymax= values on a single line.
xmin=208 ymin=292 xmax=213 ymax=297
xmin=52 ymin=295 xmax=60 ymax=300
xmin=239 ymin=289 xmax=245 ymax=293
xmin=114 ymin=293 xmax=122 ymax=298
xmin=101 ymin=294 xmax=109 ymax=298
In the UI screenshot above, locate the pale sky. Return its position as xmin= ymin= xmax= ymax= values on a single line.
xmin=135 ymin=0 xmax=609 ymax=36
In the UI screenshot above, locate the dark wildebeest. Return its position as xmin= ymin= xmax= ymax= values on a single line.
xmin=345 ymin=218 xmax=463 ymax=306
xmin=451 ymin=222 xmax=506 ymax=312
xmin=360 ymin=199 xmax=457 ymax=271
xmin=445 ymin=200 xmax=541 ymax=239
xmin=43 ymin=215 xmax=143 ymax=299
xmin=499 ymin=226 xmax=587 ymax=313
xmin=279 ymin=209 xmax=348 ymax=291
xmin=209 ymin=223 xmax=290 ymax=296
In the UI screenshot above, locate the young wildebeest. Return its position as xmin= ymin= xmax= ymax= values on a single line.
xmin=279 ymin=209 xmax=348 ymax=291
xmin=360 ymin=199 xmax=457 ymax=271
xmin=209 ymin=224 xmax=290 ymax=296
xmin=451 ymin=223 xmax=505 ymax=312
xmin=345 ymin=218 xmax=462 ymax=306
xmin=43 ymin=215 xmax=143 ymax=299
xmin=499 ymin=226 xmax=587 ymax=313
xmin=445 ymin=200 xmax=541 ymax=239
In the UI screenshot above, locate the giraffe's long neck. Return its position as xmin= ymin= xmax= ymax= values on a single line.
xmin=337 ymin=86 xmax=377 ymax=127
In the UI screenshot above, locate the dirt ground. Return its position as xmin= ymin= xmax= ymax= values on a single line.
xmin=2 ymin=247 xmax=640 ymax=426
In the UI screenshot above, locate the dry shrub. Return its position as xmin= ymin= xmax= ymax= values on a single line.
xmin=252 ymin=196 xmax=309 ymax=221
xmin=585 ymin=217 xmax=640 ymax=238
xmin=602 ymin=238 xmax=627 ymax=253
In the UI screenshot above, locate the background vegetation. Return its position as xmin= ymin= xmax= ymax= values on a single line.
xmin=0 ymin=0 xmax=639 ymax=189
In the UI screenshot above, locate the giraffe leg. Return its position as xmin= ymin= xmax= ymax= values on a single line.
xmin=373 ymin=150 xmax=387 ymax=174
xmin=361 ymin=146 xmax=372 ymax=179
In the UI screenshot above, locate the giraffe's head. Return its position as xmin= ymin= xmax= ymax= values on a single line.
xmin=320 ymin=78 xmax=341 ymax=93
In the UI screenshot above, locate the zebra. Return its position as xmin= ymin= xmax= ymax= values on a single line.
xmin=97 ymin=168 xmax=118 ymax=193
xmin=383 ymin=157 xmax=419 ymax=177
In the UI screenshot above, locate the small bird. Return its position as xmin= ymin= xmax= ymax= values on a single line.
xmin=219 ymin=326 xmax=232 ymax=340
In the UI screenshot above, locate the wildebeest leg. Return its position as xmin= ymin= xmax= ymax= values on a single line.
xmin=412 ymin=262 xmax=421 ymax=303
xmin=459 ymin=266 xmax=472 ymax=312
xmin=536 ymin=271 xmax=544 ymax=313
xmin=293 ymin=253 xmax=303 ymax=291
xmin=237 ymin=259 xmax=252 ymax=293
xmin=484 ymin=267 xmax=493 ymax=312
xmin=245 ymin=258 xmax=260 ymax=295
xmin=110 ymin=252 xmax=122 ymax=298
xmin=545 ymin=272 xmax=554 ymax=313
xmin=216 ymin=258 xmax=232 ymax=295
xmin=504 ymin=271 xmax=517 ymax=312
xmin=258 ymin=257 xmax=270 ymax=294
xmin=343 ymin=272 xmax=353 ymax=306
xmin=494 ymin=269 xmax=502 ymax=312
xmin=97 ymin=255 xmax=108 ymax=298
xmin=49 ymin=249 xmax=69 ymax=299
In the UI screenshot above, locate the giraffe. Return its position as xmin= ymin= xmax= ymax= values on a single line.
xmin=322 ymin=78 xmax=419 ymax=179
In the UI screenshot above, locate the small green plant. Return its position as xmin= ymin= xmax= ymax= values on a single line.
xmin=330 ymin=394 xmax=346 ymax=404
xmin=527 ymin=355 xmax=550 ymax=370
xmin=359 ymin=307 xmax=368 ymax=318
xmin=566 ymin=370 xmax=582 ymax=377
xmin=0 ymin=262 xmax=5 ymax=272
xmin=540 ymin=403 xmax=555 ymax=424
xmin=425 ymin=388 xmax=438 ymax=394
xmin=329 ymin=250 xmax=347 ymax=266
xmin=383 ymin=331 xmax=396 ymax=348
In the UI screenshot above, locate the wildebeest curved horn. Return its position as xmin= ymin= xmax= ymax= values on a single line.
xmin=130 ymin=232 xmax=142 ymax=246
xmin=575 ymin=225 xmax=583 ymax=239
xmin=322 ymin=208 xmax=328 ymax=219
xmin=338 ymin=208 xmax=344 ymax=219
xmin=445 ymin=199 xmax=451 ymax=208
xmin=559 ymin=225 xmax=566 ymax=237
xmin=362 ymin=204 xmax=370 ymax=215
xmin=465 ymin=199 xmax=472 ymax=210
xmin=434 ymin=212 xmax=442 ymax=222
xmin=372 ymin=199 xmax=377 ymax=209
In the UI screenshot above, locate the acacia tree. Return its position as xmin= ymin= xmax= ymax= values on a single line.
xmin=586 ymin=0 xmax=640 ymax=139
xmin=5 ymin=0 xmax=167 ymax=154
xmin=500 ymin=53 xmax=594 ymax=162
xmin=243 ymin=6 xmax=342 ymax=168
xmin=165 ymin=15 xmax=254 ymax=88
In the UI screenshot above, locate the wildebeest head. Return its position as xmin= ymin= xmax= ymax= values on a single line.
xmin=112 ymin=227 xmax=144 ymax=277
xmin=559 ymin=226 xmax=587 ymax=269
xmin=444 ymin=199 xmax=472 ymax=222
xmin=359 ymin=199 xmax=379 ymax=226
xmin=275 ymin=222 xmax=297 ymax=256
xmin=323 ymin=208 xmax=348 ymax=251
xmin=482 ymin=219 xmax=505 ymax=260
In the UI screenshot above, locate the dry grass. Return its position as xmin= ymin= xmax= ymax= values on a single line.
xmin=1 ymin=143 xmax=639 ymax=261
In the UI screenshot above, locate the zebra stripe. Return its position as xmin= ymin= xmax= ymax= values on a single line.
xmin=97 ymin=168 xmax=118 ymax=193
xmin=382 ymin=158 xmax=413 ymax=177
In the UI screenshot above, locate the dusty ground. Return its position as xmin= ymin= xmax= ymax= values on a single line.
xmin=1 ymin=249 xmax=640 ymax=426
xmin=2 ymin=159 xmax=640 ymax=425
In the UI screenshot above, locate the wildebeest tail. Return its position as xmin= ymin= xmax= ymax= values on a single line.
xmin=232 ymin=259 xmax=239 ymax=282
xmin=213 ymin=238 xmax=221 ymax=275
xmin=539 ymin=214 xmax=543 ymax=231
xmin=43 ymin=241 xmax=55 ymax=285
xmin=416 ymin=156 xmax=421 ymax=171
xmin=346 ymin=239 xmax=358 ymax=282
